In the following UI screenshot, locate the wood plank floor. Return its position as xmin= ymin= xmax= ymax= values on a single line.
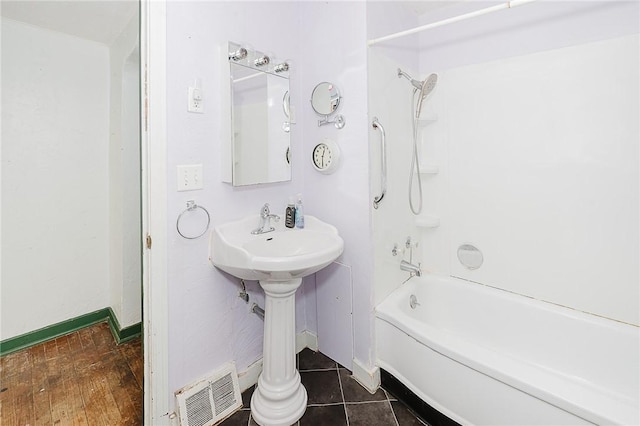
xmin=0 ymin=322 xmax=143 ymax=425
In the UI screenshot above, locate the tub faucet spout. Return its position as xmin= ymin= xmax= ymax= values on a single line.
xmin=400 ymin=260 xmax=422 ymax=277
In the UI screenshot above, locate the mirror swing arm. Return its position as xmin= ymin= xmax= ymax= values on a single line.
xmin=317 ymin=113 xmax=345 ymax=129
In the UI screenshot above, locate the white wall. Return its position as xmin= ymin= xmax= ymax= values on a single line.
xmin=417 ymin=1 xmax=640 ymax=73
xmin=109 ymin=14 xmax=142 ymax=328
xmin=368 ymin=50 xmax=435 ymax=305
xmin=444 ymin=34 xmax=639 ymax=325
xmin=1 ymin=18 xmax=110 ymax=339
xmin=367 ymin=2 xmax=426 ymax=305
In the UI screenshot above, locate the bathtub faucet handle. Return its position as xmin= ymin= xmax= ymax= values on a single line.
xmin=392 ymin=243 xmax=399 ymax=256
xmin=406 ymin=236 xmax=418 ymax=249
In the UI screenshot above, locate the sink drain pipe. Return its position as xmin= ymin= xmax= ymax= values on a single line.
xmin=251 ymin=303 xmax=265 ymax=320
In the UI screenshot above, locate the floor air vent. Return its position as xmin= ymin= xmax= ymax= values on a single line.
xmin=176 ymin=362 xmax=242 ymax=426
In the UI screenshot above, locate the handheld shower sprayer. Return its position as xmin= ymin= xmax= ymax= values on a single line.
xmin=416 ymin=73 xmax=438 ymax=118
xmin=397 ymin=68 xmax=439 ymax=215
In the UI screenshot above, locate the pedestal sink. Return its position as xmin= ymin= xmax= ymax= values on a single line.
xmin=209 ymin=214 xmax=344 ymax=426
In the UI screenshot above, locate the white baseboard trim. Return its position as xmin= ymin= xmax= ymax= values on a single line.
xmin=351 ymin=358 xmax=381 ymax=394
xmin=237 ymin=357 xmax=263 ymax=393
xmin=237 ymin=330 xmax=319 ymax=392
xmin=296 ymin=330 xmax=318 ymax=353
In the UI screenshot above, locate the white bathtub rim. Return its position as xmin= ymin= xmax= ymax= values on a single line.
xmin=379 ymin=274 xmax=639 ymax=332
xmin=377 ymin=316 xmax=633 ymax=425
xmin=375 ymin=276 xmax=639 ymax=425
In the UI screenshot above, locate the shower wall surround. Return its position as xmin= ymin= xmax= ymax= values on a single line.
xmin=369 ymin=1 xmax=639 ymax=325
xmin=445 ymin=34 xmax=639 ymax=325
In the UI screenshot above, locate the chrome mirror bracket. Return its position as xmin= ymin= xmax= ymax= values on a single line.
xmin=318 ymin=114 xmax=345 ymax=129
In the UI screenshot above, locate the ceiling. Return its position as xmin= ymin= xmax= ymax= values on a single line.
xmin=0 ymin=0 xmax=457 ymax=46
xmin=1 ymin=0 xmax=137 ymax=45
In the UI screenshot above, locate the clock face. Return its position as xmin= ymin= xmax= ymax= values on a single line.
xmin=312 ymin=139 xmax=340 ymax=174
xmin=313 ymin=143 xmax=332 ymax=169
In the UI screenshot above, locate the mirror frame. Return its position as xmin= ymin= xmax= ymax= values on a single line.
xmin=310 ymin=81 xmax=346 ymax=129
xmin=223 ymin=41 xmax=292 ymax=186
xmin=310 ymin=82 xmax=341 ymax=115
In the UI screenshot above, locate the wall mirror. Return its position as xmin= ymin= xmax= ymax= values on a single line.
xmin=282 ymin=91 xmax=291 ymax=133
xmin=311 ymin=81 xmax=346 ymax=129
xmin=224 ymin=41 xmax=291 ymax=186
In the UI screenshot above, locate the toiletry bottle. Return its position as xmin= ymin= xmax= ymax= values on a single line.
xmin=285 ymin=197 xmax=296 ymax=228
xmin=295 ymin=194 xmax=304 ymax=228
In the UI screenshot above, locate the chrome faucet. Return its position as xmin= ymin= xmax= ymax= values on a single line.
xmin=251 ymin=203 xmax=280 ymax=234
xmin=400 ymin=260 xmax=422 ymax=277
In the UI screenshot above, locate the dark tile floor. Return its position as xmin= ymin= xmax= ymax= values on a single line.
xmin=221 ymin=349 xmax=428 ymax=426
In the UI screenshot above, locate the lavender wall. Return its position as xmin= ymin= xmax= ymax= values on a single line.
xmin=165 ymin=1 xmax=305 ymax=399
xmin=298 ymin=1 xmax=372 ymax=370
xmin=165 ymin=1 xmax=374 ymax=408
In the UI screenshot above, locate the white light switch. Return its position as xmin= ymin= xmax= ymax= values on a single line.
xmin=177 ymin=164 xmax=203 ymax=191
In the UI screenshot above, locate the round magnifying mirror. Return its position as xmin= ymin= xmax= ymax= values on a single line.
xmin=310 ymin=82 xmax=341 ymax=115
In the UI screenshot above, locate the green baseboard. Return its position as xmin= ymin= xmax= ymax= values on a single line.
xmin=0 ymin=308 xmax=141 ymax=357
xmin=106 ymin=307 xmax=142 ymax=344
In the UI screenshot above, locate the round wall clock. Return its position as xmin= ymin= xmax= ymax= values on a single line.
xmin=311 ymin=139 xmax=341 ymax=174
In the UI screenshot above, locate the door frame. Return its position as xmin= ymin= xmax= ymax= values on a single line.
xmin=140 ymin=0 xmax=169 ymax=423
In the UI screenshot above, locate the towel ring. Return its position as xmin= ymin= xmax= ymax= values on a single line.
xmin=176 ymin=200 xmax=211 ymax=239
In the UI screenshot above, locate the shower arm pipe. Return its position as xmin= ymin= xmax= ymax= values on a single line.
xmin=372 ymin=117 xmax=387 ymax=209
xmin=367 ymin=0 xmax=538 ymax=46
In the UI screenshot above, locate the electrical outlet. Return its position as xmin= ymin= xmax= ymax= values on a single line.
xmin=188 ymin=87 xmax=203 ymax=113
xmin=176 ymin=164 xmax=203 ymax=191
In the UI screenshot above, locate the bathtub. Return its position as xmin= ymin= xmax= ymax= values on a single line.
xmin=375 ymin=275 xmax=639 ymax=425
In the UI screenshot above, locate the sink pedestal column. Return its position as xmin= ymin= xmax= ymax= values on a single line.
xmin=251 ymin=278 xmax=307 ymax=426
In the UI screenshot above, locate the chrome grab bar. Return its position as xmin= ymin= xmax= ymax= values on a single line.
xmin=372 ymin=117 xmax=387 ymax=209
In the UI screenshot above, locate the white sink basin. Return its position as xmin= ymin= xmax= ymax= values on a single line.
xmin=210 ymin=213 xmax=343 ymax=424
xmin=209 ymin=214 xmax=344 ymax=281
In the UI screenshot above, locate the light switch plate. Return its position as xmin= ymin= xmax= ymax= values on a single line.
xmin=177 ymin=164 xmax=203 ymax=191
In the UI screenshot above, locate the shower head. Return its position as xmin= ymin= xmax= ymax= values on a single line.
xmin=398 ymin=69 xmax=438 ymax=99
xmin=415 ymin=73 xmax=438 ymax=118
xmin=420 ymin=73 xmax=438 ymax=99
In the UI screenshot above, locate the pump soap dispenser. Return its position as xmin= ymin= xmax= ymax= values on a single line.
xmin=295 ymin=194 xmax=304 ymax=229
